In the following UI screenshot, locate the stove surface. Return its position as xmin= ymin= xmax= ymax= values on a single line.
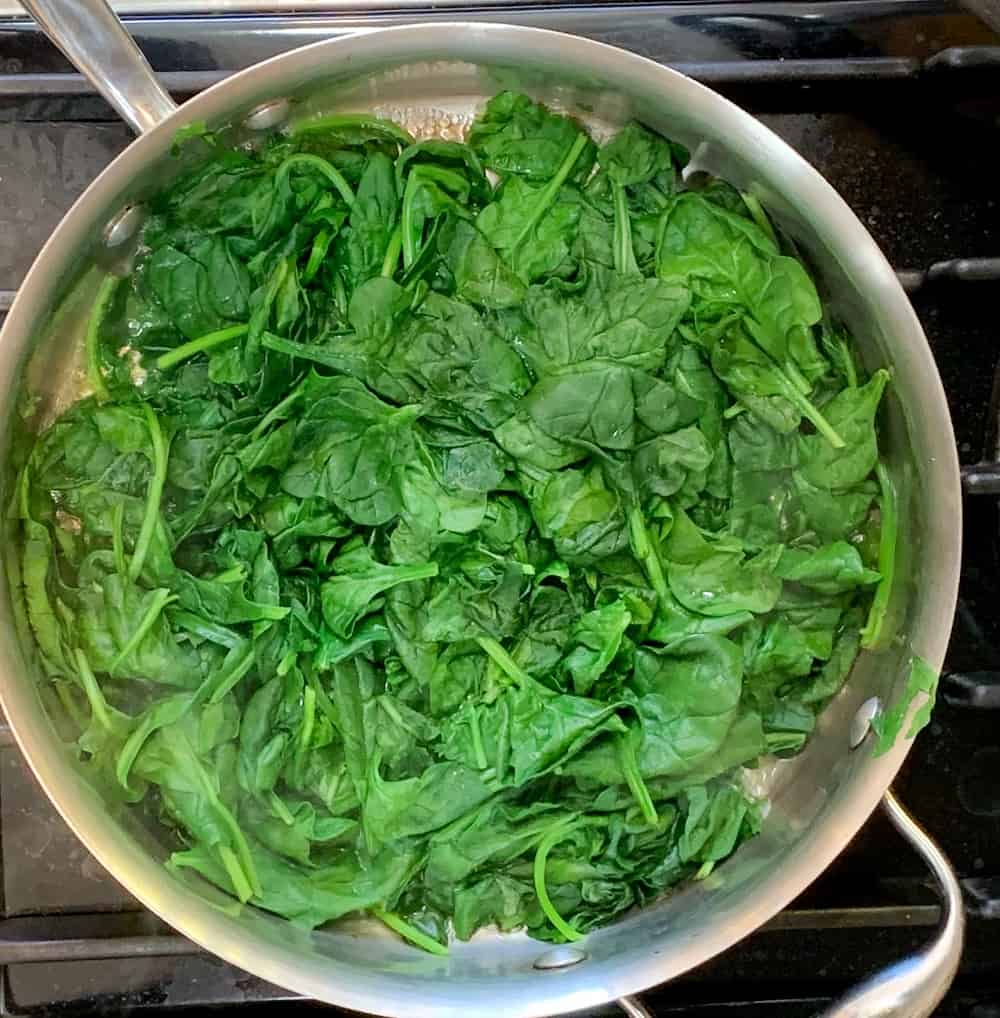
xmin=0 ymin=3 xmax=999 ymax=1016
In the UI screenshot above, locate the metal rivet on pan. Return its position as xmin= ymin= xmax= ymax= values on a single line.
xmin=849 ymin=696 xmax=882 ymax=749
xmin=244 ymin=99 xmax=291 ymax=131
xmin=103 ymin=204 xmax=144 ymax=248
xmin=533 ymin=946 xmax=587 ymax=970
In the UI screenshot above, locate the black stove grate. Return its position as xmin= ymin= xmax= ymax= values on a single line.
xmin=1 ymin=4 xmax=1000 ymax=1015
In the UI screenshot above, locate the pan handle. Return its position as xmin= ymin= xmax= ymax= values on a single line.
xmin=810 ymin=791 xmax=964 ymax=1018
xmin=18 ymin=0 xmax=176 ymax=134
xmin=617 ymin=790 xmax=964 ymax=1018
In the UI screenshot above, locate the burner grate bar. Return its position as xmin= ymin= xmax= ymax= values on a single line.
xmin=0 ymin=70 xmax=227 ymax=97
xmin=762 ymin=905 xmax=940 ymax=930
xmin=2 ymin=41 xmax=997 ymax=102
xmin=965 ymin=878 xmax=1000 ymax=918
xmin=961 ymin=463 xmax=1000 ymax=494
xmin=0 ymin=905 xmax=946 ymax=966
xmin=0 ymin=59 xmax=924 ymax=99
xmin=941 ymin=670 xmax=1000 ymax=708
xmin=898 ymin=257 xmax=1000 ymax=293
xmin=924 ymin=44 xmax=1000 ymax=69
xmin=0 ymin=933 xmax=196 ymax=965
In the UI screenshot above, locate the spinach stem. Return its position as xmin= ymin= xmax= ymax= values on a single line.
xmin=168 ymin=610 xmax=242 ymax=649
xmin=401 ymin=171 xmax=421 ymax=268
xmin=302 ymin=229 xmax=331 ymax=284
xmin=378 ymin=694 xmax=406 ymax=731
xmin=333 ymin=272 xmax=348 ymax=317
xmin=85 ymin=275 xmax=119 ymax=402
xmin=182 ymin=731 xmax=263 ymax=898
xmin=613 ymin=182 xmax=639 ymax=276
xmin=468 ymin=708 xmax=488 ymax=770
xmin=533 ymin=823 xmax=584 ymax=942
xmin=834 ymin=333 xmax=859 ymax=388
xmin=495 ymin=697 xmax=512 ymax=783
xmin=741 ymin=328 xmax=844 ymax=445
xmin=249 ymin=377 xmax=307 ymax=441
xmin=109 ymin=588 xmax=176 ymax=675
xmin=218 ymin=844 xmax=254 ymax=903
xmin=213 ymin=565 xmax=245 ymax=585
xmin=261 ymin=333 xmax=361 ymax=376
xmin=476 ymin=636 xmax=535 ymax=688
xmin=156 ymin=324 xmax=249 ymax=371
xmin=111 ymin=500 xmax=127 ymax=576
xmin=745 ymin=321 xmax=812 ymax=394
xmin=20 ymin=504 xmax=70 ymax=673
xmin=115 ymin=693 xmax=188 ymax=790
xmin=511 ymin=133 xmax=588 ymax=254
xmin=299 ymin=685 xmax=316 ymax=753
xmin=128 ymin=405 xmax=169 ymax=582
xmin=276 ymin=153 xmax=355 ymax=208
xmin=116 ymin=644 xmax=254 ymax=790
xmin=627 ymin=507 xmax=670 ymax=613
xmin=781 ymin=380 xmax=845 ymax=448
xmin=783 ymin=359 xmax=813 ymax=396
xmin=740 ymin=192 xmax=778 ymax=248
xmin=618 ymin=733 xmax=658 ymax=825
xmin=270 ymin=791 xmax=296 ymax=826
xmin=381 ymin=224 xmax=403 ymax=277
xmin=207 ymin=644 xmax=257 ymax=704
xmin=253 ymin=258 xmax=290 ymax=340
xmin=74 ymin=648 xmax=112 ymax=733
xmin=372 ymin=908 xmax=449 ymax=956
xmin=860 ymin=461 xmax=897 ymax=649
xmin=305 ymin=668 xmax=342 ymax=733
xmin=401 ymin=165 xmax=468 ymax=269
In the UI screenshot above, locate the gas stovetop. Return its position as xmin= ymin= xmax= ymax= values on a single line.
xmin=1 ymin=3 xmax=1000 ymax=1016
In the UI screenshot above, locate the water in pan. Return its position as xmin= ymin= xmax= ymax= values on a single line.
xmin=371 ymin=102 xmax=472 ymax=142
xmin=369 ymin=95 xmax=621 ymax=144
